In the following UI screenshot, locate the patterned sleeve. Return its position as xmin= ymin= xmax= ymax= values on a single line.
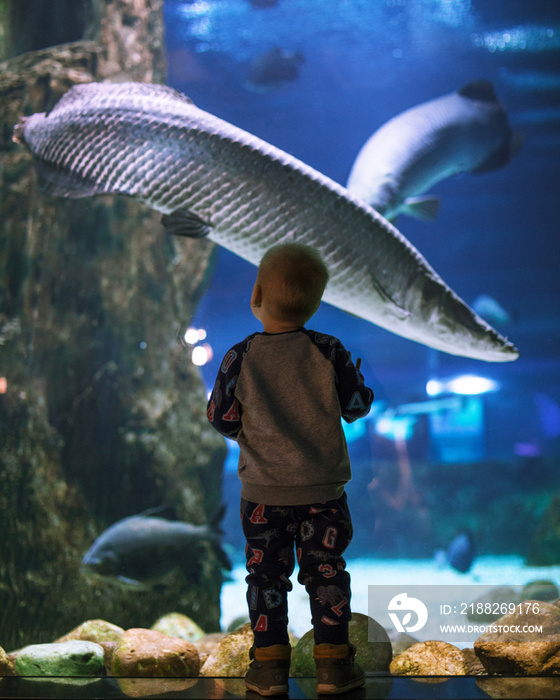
xmin=207 ymin=337 xmax=251 ymax=439
xmin=305 ymin=330 xmax=374 ymax=423
xmin=332 ymin=339 xmax=374 ymax=423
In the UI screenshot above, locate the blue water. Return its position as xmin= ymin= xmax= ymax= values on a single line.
xmin=164 ymin=0 xmax=560 ymax=443
xmin=222 ymin=555 xmax=560 ymax=645
xmin=163 ymin=0 xmax=560 ymax=574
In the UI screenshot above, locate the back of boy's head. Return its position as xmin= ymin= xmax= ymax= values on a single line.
xmin=257 ymin=242 xmax=330 ymax=325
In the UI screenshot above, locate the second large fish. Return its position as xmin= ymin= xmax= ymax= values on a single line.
xmin=14 ymin=82 xmax=518 ymax=361
xmin=346 ymin=80 xmax=523 ymax=222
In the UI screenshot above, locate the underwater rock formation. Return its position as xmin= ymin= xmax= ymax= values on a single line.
xmin=14 ymin=640 xmax=105 ymax=677
xmin=527 ymin=492 xmax=560 ymax=566
xmin=389 ymin=640 xmax=467 ymax=676
xmin=0 ymin=0 xmax=225 ymax=650
xmin=474 ymin=601 xmax=560 ymax=675
xmin=111 ymin=628 xmax=200 ymax=677
xmin=150 ymin=613 xmax=206 ymax=643
xmin=199 ymin=623 xmax=254 ymax=677
xmin=0 ymin=647 xmax=16 ymax=676
xmin=55 ymin=619 xmax=125 ymax=644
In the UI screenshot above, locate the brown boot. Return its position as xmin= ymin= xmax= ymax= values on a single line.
xmin=245 ymin=644 xmax=291 ymax=696
xmin=314 ymin=643 xmax=365 ymax=695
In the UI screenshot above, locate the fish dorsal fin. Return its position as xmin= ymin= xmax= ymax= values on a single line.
xmin=140 ymin=505 xmax=178 ymax=520
xmin=457 ymin=80 xmax=497 ymax=102
xmin=402 ymin=195 xmax=440 ymax=222
xmin=48 ymin=81 xmax=195 ymax=117
xmin=161 ymin=209 xmax=213 ymax=238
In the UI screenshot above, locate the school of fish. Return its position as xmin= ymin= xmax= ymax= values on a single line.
xmin=14 ymin=81 xmax=518 ymax=362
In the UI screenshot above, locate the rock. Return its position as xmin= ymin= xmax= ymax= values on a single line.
xmin=56 ymin=619 xmax=125 ymax=644
xmin=117 ymin=678 xmax=199 ymax=698
xmin=200 ymin=623 xmax=253 ymax=677
xmin=98 ymin=641 xmax=118 ymax=674
xmin=474 ymin=600 xmax=560 ymax=674
xmin=476 ymin=676 xmax=560 ymax=699
xmin=521 ymin=580 xmax=560 ymax=603
xmin=151 ymin=613 xmax=205 ymax=643
xmin=385 ymin=628 xmax=419 ymax=656
xmin=389 ymin=640 xmax=467 ymax=676
xmin=461 ymin=648 xmax=487 ymax=675
xmin=0 ymin=646 xmax=16 ymax=676
xmin=111 ymin=628 xmax=200 ymax=677
xmin=0 ymin=1 xmax=225 ymax=654
xmin=226 ymin=615 xmax=250 ymax=632
xmin=291 ymin=612 xmax=392 ymax=676
xmin=195 ymin=632 xmax=227 ymax=666
xmin=467 ymin=586 xmax=520 ymax=622
xmin=201 ymin=679 xmax=247 ymax=698
xmin=14 ymin=640 xmax=105 ymax=677
xmin=54 ymin=619 xmax=124 ymax=674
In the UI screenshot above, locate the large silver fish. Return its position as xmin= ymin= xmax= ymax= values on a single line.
xmin=14 ymin=81 xmax=518 ymax=361
xmin=346 ymin=81 xmax=523 ymax=222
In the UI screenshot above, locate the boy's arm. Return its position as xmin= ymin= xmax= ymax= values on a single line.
xmin=207 ymin=345 xmax=244 ymax=439
xmin=333 ymin=343 xmax=374 ymax=423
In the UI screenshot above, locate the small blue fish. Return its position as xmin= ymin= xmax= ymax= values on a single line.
xmin=446 ymin=530 xmax=476 ymax=574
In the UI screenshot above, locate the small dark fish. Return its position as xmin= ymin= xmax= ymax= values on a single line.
xmin=246 ymin=0 xmax=280 ymax=8
xmin=347 ymin=80 xmax=524 ymax=222
xmin=246 ymin=47 xmax=305 ymax=91
xmin=81 ymin=505 xmax=231 ymax=589
xmin=446 ymin=530 xmax=476 ymax=573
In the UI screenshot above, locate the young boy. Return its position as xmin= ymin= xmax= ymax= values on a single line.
xmin=207 ymin=243 xmax=373 ymax=696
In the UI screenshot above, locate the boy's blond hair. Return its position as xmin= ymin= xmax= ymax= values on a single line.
xmin=257 ymin=242 xmax=330 ymax=325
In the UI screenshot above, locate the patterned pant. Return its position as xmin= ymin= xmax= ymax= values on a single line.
xmin=241 ymin=493 xmax=353 ymax=647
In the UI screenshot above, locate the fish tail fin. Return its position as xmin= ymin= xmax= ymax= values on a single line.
xmin=212 ymin=537 xmax=233 ymax=571
xmin=510 ymin=130 xmax=525 ymax=160
xmin=471 ymin=130 xmax=525 ymax=174
xmin=13 ymin=117 xmax=31 ymax=145
xmin=208 ymin=503 xmax=227 ymax=535
xmin=207 ymin=504 xmax=232 ymax=570
xmin=402 ymin=195 xmax=440 ymax=222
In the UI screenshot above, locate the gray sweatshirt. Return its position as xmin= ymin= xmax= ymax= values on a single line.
xmin=207 ymin=329 xmax=373 ymax=505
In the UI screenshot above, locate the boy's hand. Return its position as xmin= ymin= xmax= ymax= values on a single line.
xmin=348 ymin=351 xmax=362 ymax=371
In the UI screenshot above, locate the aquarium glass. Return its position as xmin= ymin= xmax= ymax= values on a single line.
xmin=163 ymin=0 xmax=560 ymax=636
xmin=2 ymin=0 xmax=560 ymax=658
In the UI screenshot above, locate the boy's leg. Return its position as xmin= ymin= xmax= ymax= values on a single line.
xmin=295 ymin=493 xmax=353 ymax=645
xmin=241 ymin=499 xmax=297 ymax=647
xmin=296 ymin=493 xmax=365 ymax=694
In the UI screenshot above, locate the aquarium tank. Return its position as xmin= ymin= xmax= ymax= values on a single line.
xmin=1 ymin=0 xmax=560 ymax=673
